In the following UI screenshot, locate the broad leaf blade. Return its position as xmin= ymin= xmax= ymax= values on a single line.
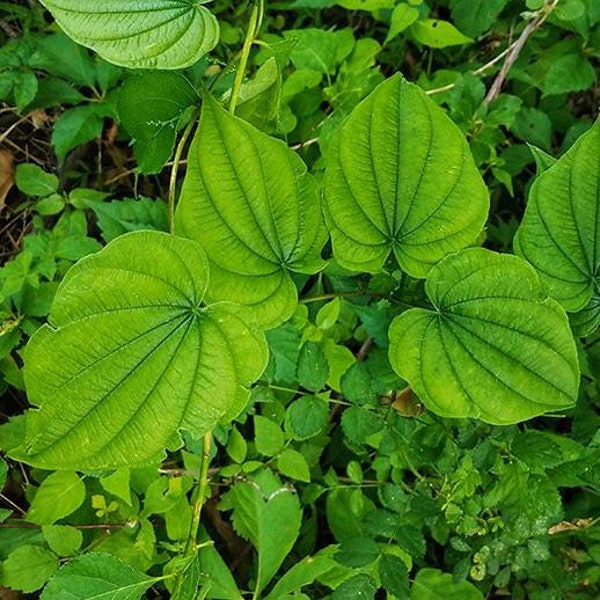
xmin=39 ymin=0 xmax=219 ymax=70
xmin=18 ymin=231 xmax=267 ymax=470
xmin=389 ymin=249 xmax=579 ymax=424
xmin=515 ymin=118 xmax=600 ymax=336
xmin=40 ymin=553 xmax=153 ymax=599
xmin=324 ymin=74 xmax=488 ymax=276
xmin=176 ymin=95 xmax=327 ymax=329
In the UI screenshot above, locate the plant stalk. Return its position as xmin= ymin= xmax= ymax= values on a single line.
xmin=228 ymin=0 xmax=263 ymax=114
xmin=168 ymin=112 xmax=197 ymax=233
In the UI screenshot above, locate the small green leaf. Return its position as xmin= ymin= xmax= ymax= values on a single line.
xmin=226 ymin=427 xmax=248 ymax=464
xmin=324 ymin=75 xmax=488 ymax=276
xmin=297 ymin=341 xmax=329 ymax=391
xmin=386 ymin=3 xmax=420 ymax=43
xmin=389 ymin=248 xmax=579 ymax=424
xmin=544 ymin=54 xmax=596 ymax=96
xmin=76 ymin=194 xmax=169 ymax=242
xmin=3 ymin=544 xmax=59 ymax=593
xmin=515 ymin=118 xmax=600 ymax=336
xmin=176 ymin=94 xmax=327 ymax=328
xmin=118 ymin=72 xmax=200 ymax=174
xmin=225 ymin=471 xmax=302 ymax=596
xmin=335 ymin=537 xmax=379 ymax=567
xmin=410 ymin=20 xmax=472 ymax=48
xmin=255 ymin=415 xmax=285 ymax=457
xmin=341 ymin=406 xmax=383 ymax=443
xmin=316 ymin=298 xmax=340 ymax=330
xmin=411 ymin=568 xmax=484 ymax=599
xmin=17 ymin=231 xmax=267 ymax=470
xmin=36 ymin=194 xmax=65 ymax=216
xmin=40 ymin=553 xmax=154 ymax=599
xmin=27 ymin=471 xmax=86 ymax=525
xmin=332 ymin=574 xmax=377 ymax=599
xmin=379 ymin=553 xmax=410 ymax=598
xmin=100 ymin=469 xmax=131 ymax=505
xmin=39 ymin=0 xmax=219 ymax=70
xmin=277 ymin=448 xmax=310 ymax=482
xmin=15 ymin=164 xmax=58 ymax=197
xmin=286 ymin=395 xmax=329 ymax=440
xmin=42 ymin=525 xmax=83 ymax=557
xmin=449 ymin=0 xmax=509 ymax=38
xmin=51 ymin=104 xmax=110 ymax=163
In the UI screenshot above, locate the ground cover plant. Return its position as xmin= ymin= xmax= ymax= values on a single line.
xmin=0 ymin=0 xmax=599 ymax=597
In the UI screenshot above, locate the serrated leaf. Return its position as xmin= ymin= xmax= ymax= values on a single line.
xmin=3 ymin=545 xmax=59 ymax=593
xmin=331 ymin=574 xmax=377 ymax=599
xmin=411 ymin=568 xmax=483 ymax=599
xmin=118 ymin=72 xmax=200 ymax=174
xmin=225 ymin=472 xmax=302 ymax=595
xmin=176 ymin=94 xmax=327 ymax=328
xmin=335 ymin=537 xmax=379 ymax=567
xmin=17 ymin=231 xmax=267 ymax=470
xmin=39 ymin=0 xmax=219 ymax=70
xmin=515 ymin=118 xmax=600 ymax=336
xmin=389 ymin=248 xmax=579 ymax=424
xmin=78 ymin=195 xmax=169 ymax=242
xmin=277 ymin=448 xmax=310 ymax=482
xmin=286 ymin=395 xmax=329 ymax=440
xmin=324 ymin=75 xmax=488 ymax=276
xmin=341 ymin=406 xmax=383 ymax=443
xmin=297 ymin=341 xmax=329 ymax=391
xmin=379 ymin=553 xmax=410 ymax=597
xmin=255 ymin=415 xmax=285 ymax=457
xmin=40 ymin=553 xmax=154 ymax=599
xmin=27 ymin=471 xmax=86 ymax=525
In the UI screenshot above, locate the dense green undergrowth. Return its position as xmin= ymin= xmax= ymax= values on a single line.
xmin=0 ymin=0 xmax=599 ymax=598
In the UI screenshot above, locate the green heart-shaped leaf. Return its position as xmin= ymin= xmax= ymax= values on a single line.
xmin=389 ymin=248 xmax=579 ymax=424
xmin=18 ymin=231 xmax=267 ymax=470
xmin=515 ymin=119 xmax=600 ymax=336
xmin=40 ymin=0 xmax=219 ymax=69
xmin=324 ymin=74 xmax=489 ymax=277
xmin=176 ymin=95 xmax=327 ymax=329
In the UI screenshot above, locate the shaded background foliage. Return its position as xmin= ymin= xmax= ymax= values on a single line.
xmin=0 ymin=0 xmax=599 ymax=598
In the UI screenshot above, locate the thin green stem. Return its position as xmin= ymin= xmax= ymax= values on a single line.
xmin=168 ymin=112 xmax=197 ymax=233
xmin=186 ymin=431 xmax=212 ymax=555
xmin=173 ymin=431 xmax=212 ymax=594
xmin=228 ymin=0 xmax=263 ymax=114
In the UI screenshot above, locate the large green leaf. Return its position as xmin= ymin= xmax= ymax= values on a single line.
xmin=39 ymin=0 xmax=219 ymax=70
xmin=17 ymin=231 xmax=267 ymax=470
xmin=515 ymin=118 xmax=600 ymax=336
xmin=40 ymin=553 xmax=154 ymax=599
xmin=176 ymin=95 xmax=327 ymax=329
xmin=388 ymin=248 xmax=579 ymax=424
xmin=324 ymin=74 xmax=488 ymax=276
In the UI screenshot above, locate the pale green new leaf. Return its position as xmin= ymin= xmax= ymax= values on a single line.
xmin=176 ymin=95 xmax=327 ymax=329
xmin=515 ymin=118 xmax=600 ymax=336
xmin=39 ymin=0 xmax=219 ymax=70
xmin=40 ymin=553 xmax=154 ymax=599
xmin=389 ymin=249 xmax=579 ymax=424
xmin=324 ymin=75 xmax=488 ymax=276
xmin=17 ymin=231 xmax=267 ymax=470
xmin=411 ymin=568 xmax=483 ymax=599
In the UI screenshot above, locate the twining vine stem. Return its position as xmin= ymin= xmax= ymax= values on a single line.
xmin=168 ymin=111 xmax=197 ymax=233
xmin=229 ymin=0 xmax=264 ymax=114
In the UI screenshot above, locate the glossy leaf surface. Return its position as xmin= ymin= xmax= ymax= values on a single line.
xmin=324 ymin=74 xmax=488 ymax=276
xmin=39 ymin=0 xmax=219 ymax=69
xmin=176 ymin=95 xmax=327 ymax=328
xmin=19 ymin=231 xmax=267 ymax=470
xmin=515 ymin=118 xmax=600 ymax=336
xmin=389 ymin=249 xmax=579 ymax=424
